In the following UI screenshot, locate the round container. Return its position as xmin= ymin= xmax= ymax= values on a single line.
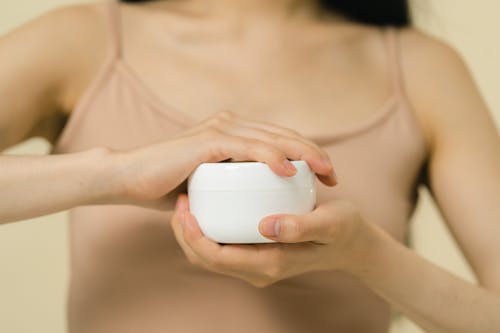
xmin=187 ymin=160 xmax=316 ymax=244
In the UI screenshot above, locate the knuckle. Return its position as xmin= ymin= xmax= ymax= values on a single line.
xmin=266 ymin=129 xmax=300 ymax=147
xmin=200 ymin=130 xmax=226 ymax=159
xmin=241 ymin=141 xmax=257 ymax=157
xmin=243 ymin=139 xmax=265 ymax=155
xmin=292 ymin=148 xmax=314 ymax=163
xmin=264 ymin=124 xmax=300 ymax=139
xmin=216 ymin=110 xmax=235 ymax=120
xmin=282 ymin=127 xmax=302 ymax=138
xmin=263 ymin=132 xmax=288 ymax=149
xmin=265 ymin=145 xmax=285 ymax=160
xmin=244 ymin=137 xmax=262 ymax=147
xmin=286 ymin=217 xmax=304 ymax=239
xmin=207 ymin=116 xmax=224 ymax=128
xmin=201 ymin=127 xmax=221 ymax=139
xmin=242 ymin=138 xmax=284 ymax=162
xmin=266 ymin=131 xmax=282 ymax=142
xmin=315 ymin=146 xmax=328 ymax=157
xmin=199 ymin=117 xmax=213 ymax=128
xmin=308 ymin=146 xmax=325 ymax=158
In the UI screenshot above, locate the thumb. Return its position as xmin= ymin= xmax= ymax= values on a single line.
xmin=258 ymin=209 xmax=331 ymax=244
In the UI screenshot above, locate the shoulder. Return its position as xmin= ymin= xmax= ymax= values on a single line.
xmin=4 ymin=2 xmax=107 ymax=55
xmin=1 ymin=2 xmax=110 ymax=112
xmin=398 ymin=28 xmax=469 ymax=86
xmin=40 ymin=3 xmax=110 ymax=112
xmin=0 ymin=2 xmax=112 ymax=147
xmin=399 ymin=28 xmax=460 ymax=56
xmin=396 ymin=28 xmax=481 ymax=149
xmin=37 ymin=2 xmax=104 ymax=28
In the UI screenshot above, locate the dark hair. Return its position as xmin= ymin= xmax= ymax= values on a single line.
xmin=121 ymin=0 xmax=411 ymax=27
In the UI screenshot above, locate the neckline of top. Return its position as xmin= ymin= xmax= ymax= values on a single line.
xmin=116 ymin=58 xmax=403 ymax=146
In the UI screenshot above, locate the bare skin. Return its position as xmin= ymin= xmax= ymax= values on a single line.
xmin=1 ymin=1 xmax=500 ymax=332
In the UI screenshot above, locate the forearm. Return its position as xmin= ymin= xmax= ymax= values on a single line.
xmin=355 ymin=224 xmax=500 ymax=333
xmin=0 ymin=147 xmax=118 ymax=224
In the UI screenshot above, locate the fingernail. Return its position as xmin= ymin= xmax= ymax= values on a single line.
xmin=261 ymin=218 xmax=281 ymax=238
xmin=283 ymin=159 xmax=297 ymax=173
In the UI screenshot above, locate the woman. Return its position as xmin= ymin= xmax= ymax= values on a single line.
xmin=1 ymin=0 xmax=499 ymax=332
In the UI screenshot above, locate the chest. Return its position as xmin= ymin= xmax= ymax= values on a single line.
xmin=121 ymin=29 xmax=392 ymax=138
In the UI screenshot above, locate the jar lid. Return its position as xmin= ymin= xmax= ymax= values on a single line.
xmin=187 ymin=160 xmax=315 ymax=191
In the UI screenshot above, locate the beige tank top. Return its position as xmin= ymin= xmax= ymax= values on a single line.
xmin=51 ymin=1 xmax=428 ymax=332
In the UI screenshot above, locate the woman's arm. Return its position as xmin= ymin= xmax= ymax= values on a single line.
xmin=351 ymin=29 xmax=500 ymax=332
xmin=354 ymin=224 xmax=500 ymax=333
xmin=0 ymin=148 xmax=118 ymax=223
xmin=366 ymin=28 xmax=500 ymax=332
xmin=402 ymin=30 xmax=500 ymax=295
xmin=0 ymin=5 xmax=110 ymax=223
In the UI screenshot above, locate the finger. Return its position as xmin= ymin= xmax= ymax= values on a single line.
xmin=206 ymin=111 xmax=322 ymax=155
xmin=317 ymin=172 xmax=337 ymax=187
xmin=181 ymin=211 xmax=272 ymax=271
xmin=258 ymin=206 xmax=335 ymax=244
xmin=173 ymin=194 xmax=223 ymax=265
xmin=215 ymin=242 xmax=316 ymax=286
xmin=170 ymin=195 xmax=202 ymax=265
xmin=171 ymin=196 xmax=246 ymax=275
xmin=181 ymin=209 xmax=226 ymax=262
xmin=181 ymin=208 xmax=321 ymax=284
xmin=184 ymin=112 xmax=337 ymax=185
xmin=220 ymin=114 xmax=321 ymax=151
xmin=181 ymin=211 xmax=278 ymax=272
xmin=219 ymin=122 xmax=334 ymax=177
xmin=213 ymin=116 xmax=336 ymax=181
xmin=206 ymin=133 xmax=298 ymax=177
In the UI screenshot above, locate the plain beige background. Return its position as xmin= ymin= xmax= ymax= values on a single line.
xmin=1 ymin=1 xmax=499 ymax=332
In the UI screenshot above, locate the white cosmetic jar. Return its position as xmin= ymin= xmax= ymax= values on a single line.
xmin=187 ymin=160 xmax=316 ymax=244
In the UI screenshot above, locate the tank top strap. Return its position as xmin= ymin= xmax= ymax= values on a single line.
xmin=384 ymin=27 xmax=404 ymax=96
xmin=105 ymin=0 xmax=123 ymax=59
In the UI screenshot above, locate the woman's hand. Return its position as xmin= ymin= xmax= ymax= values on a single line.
xmin=109 ymin=111 xmax=336 ymax=210
xmin=170 ymin=194 xmax=375 ymax=287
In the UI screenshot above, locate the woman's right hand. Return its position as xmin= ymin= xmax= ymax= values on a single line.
xmin=110 ymin=111 xmax=337 ymax=210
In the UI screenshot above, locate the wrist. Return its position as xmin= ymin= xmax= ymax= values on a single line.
xmin=185 ymin=133 xmax=211 ymax=164
xmin=101 ymin=136 xmax=205 ymax=204
xmin=84 ymin=146 xmax=124 ymax=204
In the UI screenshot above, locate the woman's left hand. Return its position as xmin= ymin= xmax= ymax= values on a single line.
xmin=170 ymin=194 xmax=376 ymax=287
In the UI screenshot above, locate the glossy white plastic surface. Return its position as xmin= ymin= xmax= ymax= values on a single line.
xmin=187 ymin=161 xmax=316 ymax=243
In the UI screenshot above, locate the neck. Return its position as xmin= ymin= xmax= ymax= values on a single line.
xmin=187 ymin=0 xmax=323 ymax=22
xmin=147 ymin=0 xmax=348 ymax=42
